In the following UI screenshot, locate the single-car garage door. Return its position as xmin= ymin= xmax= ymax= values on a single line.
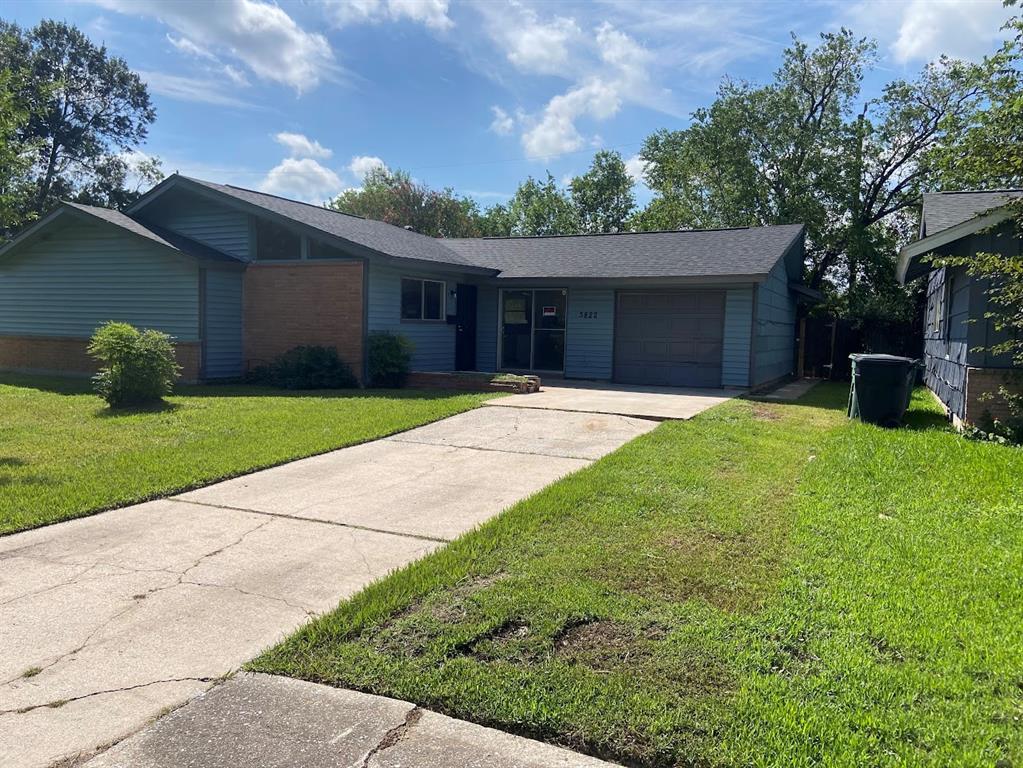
xmin=614 ymin=290 xmax=725 ymax=387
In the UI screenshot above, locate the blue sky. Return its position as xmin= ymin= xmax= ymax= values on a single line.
xmin=8 ymin=0 xmax=1016 ymax=207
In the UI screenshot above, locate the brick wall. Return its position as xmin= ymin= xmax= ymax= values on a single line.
xmin=243 ymin=262 xmax=364 ymax=377
xmin=964 ymin=367 xmax=1023 ymax=425
xmin=0 ymin=335 xmax=202 ymax=383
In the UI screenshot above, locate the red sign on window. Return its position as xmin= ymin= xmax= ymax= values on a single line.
xmin=542 ymin=306 xmax=557 ymax=317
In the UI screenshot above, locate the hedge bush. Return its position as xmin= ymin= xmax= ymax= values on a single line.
xmin=368 ymin=332 xmax=414 ymax=387
xmin=87 ymin=322 xmax=180 ymax=407
xmin=252 ymin=345 xmax=359 ymax=389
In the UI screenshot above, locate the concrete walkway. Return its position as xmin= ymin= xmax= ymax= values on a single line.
xmin=0 ymin=407 xmax=655 ymax=768
xmin=754 ymin=378 xmax=822 ymax=402
xmin=487 ymin=381 xmax=738 ymax=420
xmin=86 ymin=673 xmax=616 ymax=767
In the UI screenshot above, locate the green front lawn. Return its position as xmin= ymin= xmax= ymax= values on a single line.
xmin=0 ymin=374 xmax=493 ymax=535
xmin=253 ymin=384 xmax=1023 ymax=767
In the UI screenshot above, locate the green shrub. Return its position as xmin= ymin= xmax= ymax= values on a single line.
xmin=368 ymin=332 xmax=414 ymax=387
xmin=252 ymin=345 xmax=359 ymax=390
xmin=87 ymin=322 xmax=181 ymax=407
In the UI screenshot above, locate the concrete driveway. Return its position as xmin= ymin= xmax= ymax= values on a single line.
xmin=486 ymin=381 xmax=739 ymax=420
xmin=0 ymin=406 xmax=656 ymax=768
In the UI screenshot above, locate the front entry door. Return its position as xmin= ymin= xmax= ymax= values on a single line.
xmin=454 ymin=284 xmax=477 ymax=370
xmin=500 ymin=289 xmax=566 ymax=372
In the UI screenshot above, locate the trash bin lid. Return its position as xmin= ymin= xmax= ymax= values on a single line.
xmin=849 ymin=353 xmax=918 ymax=365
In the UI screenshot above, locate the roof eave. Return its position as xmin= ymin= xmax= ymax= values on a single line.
xmin=896 ymin=208 xmax=1012 ymax=284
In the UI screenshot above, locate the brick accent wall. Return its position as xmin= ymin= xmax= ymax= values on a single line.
xmin=964 ymin=367 xmax=1023 ymax=425
xmin=243 ymin=262 xmax=364 ymax=377
xmin=0 ymin=335 xmax=201 ymax=383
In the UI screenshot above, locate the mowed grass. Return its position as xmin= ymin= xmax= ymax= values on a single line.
xmin=252 ymin=384 xmax=1023 ymax=767
xmin=0 ymin=374 xmax=493 ymax=535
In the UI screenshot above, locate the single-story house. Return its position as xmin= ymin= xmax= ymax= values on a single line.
xmin=0 ymin=174 xmax=809 ymax=389
xmin=897 ymin=189 xmax=1022 ymax=427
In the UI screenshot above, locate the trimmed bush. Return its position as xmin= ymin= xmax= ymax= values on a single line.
xmin=368 ymin=332 xmax=414 ymax=387
xmin=88 ymin=322 xmax=181 ymax=407
xmin=252 ymin=345 xmax=359 ymax=390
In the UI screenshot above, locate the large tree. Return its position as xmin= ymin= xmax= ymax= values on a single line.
xmin=0 ymin=20 xmax=158 ymax=235
xmin=570 ymin=150 xmax=635 ymax=233
xmin=329 ymin=167 xmax=483 ymax=238
xmin=481 ymin=173 xmax=578 ymax=237
xmin=635 ymin=29 xmax=984 ymax=319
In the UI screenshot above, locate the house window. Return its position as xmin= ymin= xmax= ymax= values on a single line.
xmin=255 ymin=218 xmax=301 ymax=260
xmin=401 ymin=278 xmax=445 ymax=321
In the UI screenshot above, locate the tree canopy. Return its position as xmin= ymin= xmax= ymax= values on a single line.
xmin=329 ymin=167 xmax=483 ymax=238
xmin=0 ymin=19 xmax=160 ymax=237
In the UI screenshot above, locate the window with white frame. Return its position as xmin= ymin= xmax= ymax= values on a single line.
xmin=401 ymin=278 xmax=445 ymax=321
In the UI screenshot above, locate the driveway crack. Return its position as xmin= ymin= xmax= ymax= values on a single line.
xmin=360 ymin=706 xmax=423 ymax=767
xmin=0 ymin=676 xmax=219 ymax=716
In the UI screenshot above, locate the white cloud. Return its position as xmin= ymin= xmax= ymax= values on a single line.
xmin=90 ymin=0 xmax=336 ymax=93
xmin=275 ymin=132 xmax=333 ymax=159
xmin=624 ymin=154 xmax=651 ymax=188
xmin=166 ymin=34 xmax=215 ymax=60
xmin=494 ymin=7 xmax=582 ymax=76
xmin=322 ymin=0 xmax=453 ymax=31
xmin=516 ymin=22 xmax=651 ymax=160
xmin=139 ymin=71 xmax=258 ymax=108
xmin=489 ymin=106 xmax=514 ymax=136
xmin=889 ymin=0 xmax=1012 ymax=64
xmin=521 ymin=78 xmax=621 ymax=159
xmin=259 ymin=157 xmax=344 ymax=202
xmin=348 ymin=155 xmax=388 ymax=180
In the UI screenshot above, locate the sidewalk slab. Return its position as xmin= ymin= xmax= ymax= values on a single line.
xmin=86 ymin=673 xmax=617 ymax=768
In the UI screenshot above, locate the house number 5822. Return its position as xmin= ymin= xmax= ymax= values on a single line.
xmin=578 ymin=311 xmax=598 ymax=319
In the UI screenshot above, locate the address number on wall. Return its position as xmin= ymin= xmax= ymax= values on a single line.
xmin=577 ymin=311 xmax=599 ymax=319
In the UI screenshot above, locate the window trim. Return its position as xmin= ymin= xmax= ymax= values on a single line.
xmin=400 ymin=277 xmax=447 ymax=322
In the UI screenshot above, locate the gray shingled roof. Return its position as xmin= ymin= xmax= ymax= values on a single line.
xmin=65 ymin=202 xmax=244 ymax=264
xmin=922 ymin=190 xmax=1023 ymax=236
xmin=180 ymin=177 xmax=490 ymax=271
xmin=444 ymin=225 xmax=804 ymax=279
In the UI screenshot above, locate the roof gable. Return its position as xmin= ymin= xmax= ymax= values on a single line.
xmin=0 ymin=202 xmax=244 ymax=267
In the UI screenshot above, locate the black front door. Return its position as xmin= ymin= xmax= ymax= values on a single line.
xmin=455 ymin=284 xmax=477 ymax=371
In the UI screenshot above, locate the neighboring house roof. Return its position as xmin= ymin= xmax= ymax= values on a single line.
xmin=897 ymin=189 xmax=1022 ymax=284
xmin=921 ymin=190 xmax=1023 ymax=237
xmin=444 ymin=224 xmax=805 ymax=280
xmin=0 ymin=201 xmax=245 ymax=266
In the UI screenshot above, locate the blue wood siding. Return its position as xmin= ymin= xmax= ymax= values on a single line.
xmin=204 ymin=268 xmax=243 ymax=378
xmin=924 ymin=265 xmax=972 ymax=419
xmin=722 ymin=287 xmax=753 ymax=387
xmin=565 ymin=288 xmax=614 ymax=379
xmin=140 ymin=191 xmax=251 ymax=260
xmin=0 ymin=220 xmax=199 ymax=339
xmin=753 ymin=259 xmax=796 ymax=385
xmin=476 ymin=285 xmax=498 ymax=372
xmin=367 ymin=262 xmax=456 ymax=371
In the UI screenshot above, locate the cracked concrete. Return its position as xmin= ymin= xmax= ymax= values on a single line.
xmin=2 ymin=406 xmax=657 ymax=767
xmin=85 ymin=674 xmax=617 ymax=767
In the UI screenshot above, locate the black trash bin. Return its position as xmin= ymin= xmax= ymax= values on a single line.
xmin=848 ymin=354 xmax=919 ymax=427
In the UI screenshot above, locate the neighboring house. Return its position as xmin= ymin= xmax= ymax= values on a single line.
xmin=0 ymin=174 xmax=809 ymax=389
xmin=897 ymin=189 xmax=1023 ymax=427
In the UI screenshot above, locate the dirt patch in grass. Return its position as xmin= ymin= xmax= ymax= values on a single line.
xmin=751 ymin=404 xmax=782 ymax=421
xmin=367 ymin=571 xmax=508 ymax=658
xmin=555 ymin=619 xmax=662 ymax=667
xmin=613 ymin=527 xmax=785 ymax=613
